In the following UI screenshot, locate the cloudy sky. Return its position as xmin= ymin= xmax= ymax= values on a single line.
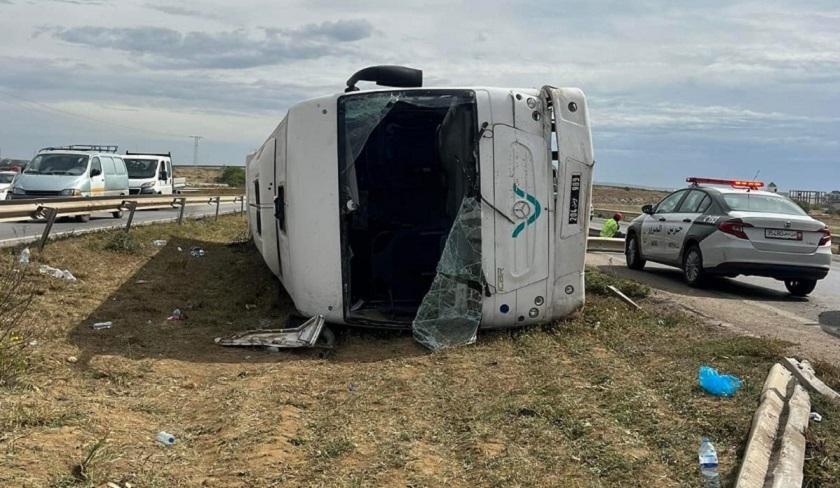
xmin=0 ymin=0 xmax=838 ymax=190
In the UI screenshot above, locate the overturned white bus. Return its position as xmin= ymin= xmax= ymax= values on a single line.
xmin=246 ymin=66 xmax=594 ymax=350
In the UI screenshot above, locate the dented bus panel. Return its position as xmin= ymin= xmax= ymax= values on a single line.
xmin=246 ymin=70 xmax=593 ymax=346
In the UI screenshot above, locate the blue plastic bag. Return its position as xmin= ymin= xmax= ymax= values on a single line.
xmin=698 ymin=366 xmax=742 ymax=397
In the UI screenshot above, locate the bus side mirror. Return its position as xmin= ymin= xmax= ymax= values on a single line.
xmin=642 ymin=204 xmax=654 ymax=215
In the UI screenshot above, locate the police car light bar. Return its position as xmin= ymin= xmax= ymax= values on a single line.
xmin=686 ymin=177 xmax=764 ymax=189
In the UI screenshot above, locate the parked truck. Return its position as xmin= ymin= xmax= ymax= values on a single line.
xmin=124 ymin=152 xmax=175 ymax=195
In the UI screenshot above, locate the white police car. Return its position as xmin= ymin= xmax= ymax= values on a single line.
xmin=625 ymin=178 xmax=832 ymax=296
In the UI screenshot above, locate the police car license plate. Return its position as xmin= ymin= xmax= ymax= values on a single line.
xmin=765 ymin=229 xmax=802 ymax=240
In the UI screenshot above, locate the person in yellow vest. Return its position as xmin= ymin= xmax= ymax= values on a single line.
xmin=600 ymin=212 xmax=624 ymax=238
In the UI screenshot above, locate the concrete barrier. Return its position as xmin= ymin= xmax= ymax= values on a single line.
xmin=770 ymin=384 xmax=810 ymax=488
xmin=735 ymin=364 xmax=792 ymax=488
xmin=782 ymin=357 xmax=840 ymax=405
xmin=736 ymin=362 xmax=812 ymax=488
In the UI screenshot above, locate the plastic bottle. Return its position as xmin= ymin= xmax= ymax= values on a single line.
xmin=698 ymin=437 xmax=721 ymax=488
xmin=156 ymin=431 xmax=176 ymax=446
xmin=18 ymin=248 xmax=30 ymax=266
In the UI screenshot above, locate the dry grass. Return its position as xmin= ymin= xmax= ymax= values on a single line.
xmin=592 ymin=185 xmax=669 ymax=213
xmin=0 ymin=214 xmax=837 ymax=487
xmin=175 ymin=167 xmax=225 ymax=186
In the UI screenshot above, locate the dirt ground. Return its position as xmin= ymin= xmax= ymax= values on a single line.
xmin=0 ymin=216 xmax=838 ymax=487
xmin=175 ymin=167 xmax=225 ymax=187
xmin=592 ymin=185 xmax=669 ymax=213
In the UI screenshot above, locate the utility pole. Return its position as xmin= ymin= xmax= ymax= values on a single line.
xmin=190 ymin=135 xmax=203 ymax=165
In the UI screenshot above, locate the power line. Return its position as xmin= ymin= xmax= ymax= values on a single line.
xmin=190 ymin=135 xmax=203 ymax=164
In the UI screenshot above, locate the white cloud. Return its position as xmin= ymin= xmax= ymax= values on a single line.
xmin=0 ymin=0 xmax=838 ymax=187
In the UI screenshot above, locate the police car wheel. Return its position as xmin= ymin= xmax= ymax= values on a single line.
xmin=784 ymin=279 xmax=816 ymax=297
xmin=683 ymin=245 xmax=705 ymax=286
xmin=625 ymin=234 xmax=645 ymax=270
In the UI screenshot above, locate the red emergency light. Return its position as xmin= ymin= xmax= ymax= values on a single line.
xmin=686 ymin=177 xmax=764 ymax=190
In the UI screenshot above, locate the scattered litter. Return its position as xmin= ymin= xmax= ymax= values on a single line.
xmin=152 ymin=239 xmax=167 ymax=247
xmin=18 ymin=248 xmax=30 ymax=266
xmin=698 ymin=437 xmax=721 ymax=487
xmin=607 ymin=285 xmax=641 ymax=310
xmin=167 ymin=309 xmax=187 ymax=321
xmin=91 ymin=321 xmax=113 ymax=330
xmin=146 ymin=320 xmax=152 ymax=325
xmin=106 ymin=482 xmax=134 ymax=488
xmin=28 ymin=340 xmax=38 ymax=347
xmin=39 ymin=264 xmax=77 ymax=282
xmin=190 ymin=246 xmax=206 ymax=257
xmin=810 ymin=412 xmax=823 ymax=422
xmin=348 ymin=383 xmax=357 ymax=392
xmin=245 ymin=304 xmax=257 ymax=310
xmin=156 ymin=431 xmax=176 ymax=446
xmin=135 ymin=279 xmax=150 ymax=284
xmin=698 ymin=366 xmax=742 ymax=397
xmin=177 ymin=246 xmax=183 ymax=252
xmin=66 ymin=356 xmax=78 ymax=364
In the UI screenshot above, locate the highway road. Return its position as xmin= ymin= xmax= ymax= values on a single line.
xmin=588 ymin=217 xmax=840 ymax=364
xmin=0 ymin=202 xmax=241 ymax=247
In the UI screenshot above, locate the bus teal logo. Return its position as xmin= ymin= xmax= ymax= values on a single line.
xmin=512 ymin=183 xmax=542 ymax=238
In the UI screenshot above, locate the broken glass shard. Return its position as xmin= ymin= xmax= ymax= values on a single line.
xmin=413 ymin=196 xmax=482 ymax=351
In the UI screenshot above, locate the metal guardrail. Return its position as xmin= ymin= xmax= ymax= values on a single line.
xmin=592 ymin=207 xmax=642 ymax=220
xmin=587 ymin=237 xmax=625 ymax=253
xmin=0 ymin=193 xmax=245 ymax=250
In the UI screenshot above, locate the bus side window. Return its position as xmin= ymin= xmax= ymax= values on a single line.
xmin=253 ymin=179 xmax=261 ymax=235
xmin=275 ymin=186 xmax=286 ymax=232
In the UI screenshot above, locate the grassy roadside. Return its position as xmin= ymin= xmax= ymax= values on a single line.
xmin=0 ymin=215 xmax=837 ymax=487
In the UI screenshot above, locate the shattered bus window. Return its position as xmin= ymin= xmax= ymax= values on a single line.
xmin=338 ymin=91 xmax=480 ymax=327
xmin=412 ymin=196 xmax=483 ymax=351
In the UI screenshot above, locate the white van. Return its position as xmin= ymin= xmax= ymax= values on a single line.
xmin=11 ymin=145 xmax=129 ymax=220
xmin=124 ymin=152 xmax=174 ymax=195
xmin=246 ymin=67 xmax=594 ymax=348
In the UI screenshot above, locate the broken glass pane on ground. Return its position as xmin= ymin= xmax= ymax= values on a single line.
xmin=412 ymin=197 xmax=483 ymax=351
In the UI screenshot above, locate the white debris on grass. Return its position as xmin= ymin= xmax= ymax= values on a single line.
xmin=39 ymin=264 xmax=77 ymax=282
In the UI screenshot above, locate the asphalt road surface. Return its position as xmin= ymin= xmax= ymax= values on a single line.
xmin=0 ymin=202 xmax=241 ymax=246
